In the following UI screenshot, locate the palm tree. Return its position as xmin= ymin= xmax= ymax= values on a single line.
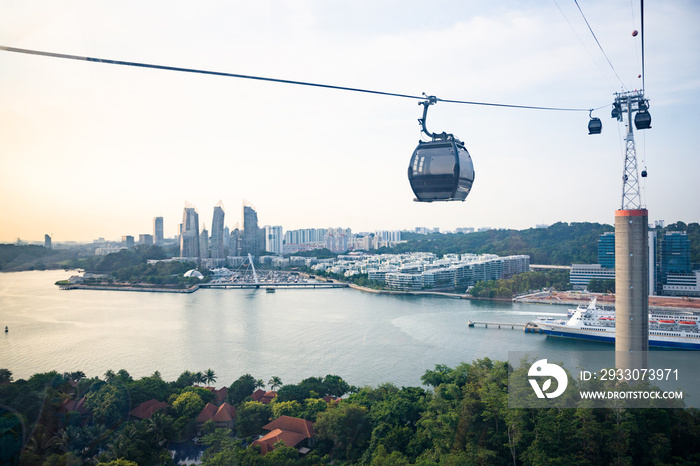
xmin=204 ymin=369 xmax=217 ymax=386
xmin=268 ymin=376 xmax=282 ymax=391
xmin=255 ymin=379 xmax=265 ymax=390
xmin=194 ymin=371 xmax=206 ymax=386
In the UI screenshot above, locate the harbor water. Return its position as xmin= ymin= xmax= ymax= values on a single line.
xmin=0 ymin=270 xmax=692 ymax=388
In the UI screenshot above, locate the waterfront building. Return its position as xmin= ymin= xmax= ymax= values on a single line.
xmin=44 ymin=234 xmax=51 ymax=249
xmin=265 ymin=225 xmax=284 ymax=254
xmin=385 ymin=272 xmax=423 ymax=290
xmin=570 ymin=264 xmax=616 ymax=290
xmin=179 ymin=205 xmax=200 ymax=259
xmin=368 ymin=253 xmax=528 ymax=291
xmin=663 ymin=271 xmax=700 ymax=296
xmin=661 ymin=232 xmax=692 ymax=272
xmin=153 ymin=217 xmax=164 ymax=246
xmin=598 ymin=232 xmax=615 ymax=269
xmin=648 ymin=230 xmax=657 ymax=296
xmin=211 ymin=203 xmax=226 ymax=259
xmin=659 ymin=231 xmax=694 ymax=296
xmin=139 ymin=234 xmax=153 ymax=246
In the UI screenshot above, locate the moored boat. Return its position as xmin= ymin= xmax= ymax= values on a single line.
xmin=535 ymin=298 xmax=700 ymax=350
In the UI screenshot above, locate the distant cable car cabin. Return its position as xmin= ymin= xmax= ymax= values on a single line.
xmin=588 ymin=114 xmax=602 ymax=135
xmin=408 ymin=96 xmax=475 ymax=202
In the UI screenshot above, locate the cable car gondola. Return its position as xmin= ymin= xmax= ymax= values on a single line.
xmin=634 ymin=110 xmax=651 ymax=130
xmin=408 ymin=96 xmax=475 ymax=202
xmin=588 ymin=111 xmax=602 ymax=135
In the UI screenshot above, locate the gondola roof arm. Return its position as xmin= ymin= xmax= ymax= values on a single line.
xmin=418 ymin=95 xmax=452 ymax=141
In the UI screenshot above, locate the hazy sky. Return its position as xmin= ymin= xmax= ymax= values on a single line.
xmin=1 ymin=0 xmax=698 ymax=242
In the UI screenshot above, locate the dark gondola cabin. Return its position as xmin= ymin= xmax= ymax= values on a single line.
xmin=588 ymin=117 xmax=602 ymax=134
xmin=635 ymin=110 xmax=651 ymax=130
xmin=408 ymin=138 xmax=475 ymax=202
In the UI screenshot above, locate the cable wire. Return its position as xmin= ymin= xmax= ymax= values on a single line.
xmin=573 ymin=0 xmax=628 ymax=90
xmin=1 ymin=45 xmax=600 ymax=113
xmin=552 ymin=0 xmax=614 ymax=89
xmin=640 ymin=0 xmax=646 ymax=90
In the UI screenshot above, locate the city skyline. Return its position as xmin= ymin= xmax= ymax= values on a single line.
xmin=1 ymin=1 xmax=698 ymax=243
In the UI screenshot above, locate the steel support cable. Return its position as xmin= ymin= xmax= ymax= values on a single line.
xmin=552 ymin=0 xmax=614 ymax=89
xmin=573 ymin=0 xmax=628 ymax=90
xmin=1 ymin=44 xmax=603 ymax=113
xmin=640 ymin=0 xmax=645 ymax=90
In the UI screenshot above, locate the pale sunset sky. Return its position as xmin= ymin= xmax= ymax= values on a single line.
xmin=1 ymin=0 xmax=698 ymax=242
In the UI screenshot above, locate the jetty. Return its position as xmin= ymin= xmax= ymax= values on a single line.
xmin=468 ymin=321 xmax=543 ymax=333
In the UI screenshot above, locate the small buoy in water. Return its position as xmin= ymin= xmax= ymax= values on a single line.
xmin=632 ymin=30 xmax=638 ymax=37
xmin=4 ymin=326 xmax=7 ymax=333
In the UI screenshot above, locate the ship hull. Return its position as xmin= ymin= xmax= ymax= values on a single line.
xmin=540 ymin=326 xmax=700 ymax=350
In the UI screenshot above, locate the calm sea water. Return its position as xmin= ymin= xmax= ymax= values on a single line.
xmin=0 ymin=270 xmax=688 ymax=389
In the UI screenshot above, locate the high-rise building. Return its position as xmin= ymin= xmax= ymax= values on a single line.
xmin=122 ymin=235 xmax=135 ymax=248
xmin=659 ymin=231 xmax=692 ymax=295
xmin=154 ymin=217 xmax=164 ymax=246
xmin=44 ymin=234 xmax=51 ymax=249
xmin=598 ymin=232 xmax=615 ymax=268
xmin=200 ymin=226 xmax=209 ymax=259
xmin=180 ymin=205 xmax=200 ymax=259
xmin=265 ymin=226 xmax=284 ymax=254
xmin=211 ymin=203 xmax=225 ymax=259
xmin=139 ymin=234 xmax=154 ymax=246
xmin=242 ymin=202 xmax=262 ymax=256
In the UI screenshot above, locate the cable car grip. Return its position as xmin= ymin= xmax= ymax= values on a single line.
xmin=418 ymin=95 xmax=452 ymax=141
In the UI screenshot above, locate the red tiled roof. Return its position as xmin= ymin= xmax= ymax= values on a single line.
xmin=196 ymin=403 xmax=219 ymax=423
xmin=59 ymin=395 xmax=87 ymax=415
xmin=253 ymin=428 xmax=307 ymax=454
xmin=129 ymin=399 xmax=170 ymax=419
xmin=197 ymin=402 xmax=236 ymax=424
xmin=260 ymin=391 xmax=277 ymax=404
xmin=203 ymin=386 xmax=229 ymax=403
xmin=213 ymin=403 xmax=236 ymax=423
xmin=251 ymin=389 xmax=266 ymax=402
xmin=262 ymin=415 xmax=314 ymax=438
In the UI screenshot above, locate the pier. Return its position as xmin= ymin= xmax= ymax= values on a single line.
xmin=468 ymin=321 xmax=543 ymax=333
xmin=199 ymin=282 xmax=349 ymax=290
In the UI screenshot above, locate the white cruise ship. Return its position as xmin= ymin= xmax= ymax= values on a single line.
xmin=535 ymin=298 xmax=700 ymax=350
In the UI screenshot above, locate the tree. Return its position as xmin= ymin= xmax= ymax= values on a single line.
xmin=0 ymin=369 xmax=12 ymax=384
xmin=268 ymin=376 xmax=282 ymax=391
xmin=229 ymin=374 xmax=257 ymax=405
xmin=235 ymin=401 xmax=272 ymax=438
xmin=271 ymin=400 xmax=302 ymax=420
xmin=204 ymin=369 xmax=217 ymax=386
xmin=172 ymin=391 xmax=205 ymax=420
xmin=85 ymin=383 xmax=130 ymax=427
xmin=315 ymin=402 xmax=371 ymax=461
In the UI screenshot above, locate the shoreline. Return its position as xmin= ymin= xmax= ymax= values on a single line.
xmin=58 ymin=283 xmax=199 ymax=293
xmin=55 ymin=275 xmax=700 ymax=312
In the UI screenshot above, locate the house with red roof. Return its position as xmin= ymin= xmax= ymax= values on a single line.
xmin=58 ymin=395 xmax=88 ymax=415
xmin=204 ymin=386 xmax=229 ymax=404
xmin=196 ymin=402 xmax=236 ymax=429
xmin=128 ymin=399 xmax=170 ymax=420
xmin=251 ymin=389 xmax=277 ymax=404
xmin=252 ymin=415 xmax=315 ymax=455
